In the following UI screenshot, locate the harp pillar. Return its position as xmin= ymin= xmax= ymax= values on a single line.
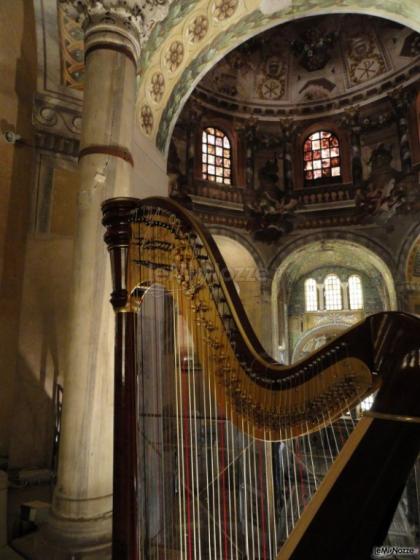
xmin=42 ymin=2 xmax=141 ymax=557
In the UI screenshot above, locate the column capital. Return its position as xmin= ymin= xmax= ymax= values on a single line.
xmin=59 ymin=0 xmax=174 ymax=61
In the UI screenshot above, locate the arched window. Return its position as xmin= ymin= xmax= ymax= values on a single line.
xmin=348 ymin=274 xmax=363 ymax=310
xmin=303 ymin=130 xmax=341 ymax=185
xmin=202 ymin=127 xmax=232 ymax=184
xmin=305 ymin=278 xmax=318 ymax=311
xmin=324 ymin=274 xmax=342 ymax=310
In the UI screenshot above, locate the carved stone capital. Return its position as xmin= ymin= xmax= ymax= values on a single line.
xmin=59 ymin=0 xmax=174 ymax=59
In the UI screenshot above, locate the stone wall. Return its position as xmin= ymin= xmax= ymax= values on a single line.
xmin=0 ymin=0 xmax=37 ymax=462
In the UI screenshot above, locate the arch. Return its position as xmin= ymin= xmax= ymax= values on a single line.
xmin=136 ymin=1 xmax=420 ymax=155
xmin=207 ymin=225 xmax=267 ymax=275
xmin=268 ymin=230 xmax=397 ymax=274
xmin=212 ymin=234 xmax=261 ymax=289
xmin=270 ymin=236 xmax=398 ymax=359
xmin=212 ymin=233 xmax=265 ymax=344
xmin=291 ymin=322 xmax=349 ymax=363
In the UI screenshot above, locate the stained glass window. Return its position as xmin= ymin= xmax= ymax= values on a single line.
xmin=348 ymin=275 xmax=363 ymax=310
xmin=202 ymin=127 xmax=232 ymax=185
xmin=305 ymin=278 xmax=318 ymax=311
xmin=303 ymin=130 xmax=341 ymax=185
xmin=324 ymin=274 xmax=342 ymax=310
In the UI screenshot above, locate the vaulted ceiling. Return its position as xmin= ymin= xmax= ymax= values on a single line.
xmin=196 ymin=14 xmax=420 ymax=118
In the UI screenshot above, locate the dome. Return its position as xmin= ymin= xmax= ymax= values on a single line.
xmin=196 ymin=14 xmax=420 ymax=119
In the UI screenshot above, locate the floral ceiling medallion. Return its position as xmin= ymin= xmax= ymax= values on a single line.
xmin=188 ymin=15 xmax=209 ymax=43
xmin=140 ymin=105 xmax=154 ymax=135
xmin=213 ymin=0 xmax=239 ymax=22
xmin=165 ymin=41 xmax=184 ymax=72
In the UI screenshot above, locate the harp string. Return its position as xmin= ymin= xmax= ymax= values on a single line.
xmin=134 ymin=206 xmax=362 ymax=559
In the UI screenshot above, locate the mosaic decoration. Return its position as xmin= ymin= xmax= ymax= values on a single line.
xmin=59 ymin=5 xmax=85 ymax=89
xmin=414 ymin=251 xmax=420 ymax=277
xmin=132 ymin=0 xmax=420 ymax=154
xmin=154 ymin=10 xmax=420 ymax=153
xmin=138 ymin=0 xmax=198 ymax=75
xmin=407 ymin=241 xmax=420 ymax=281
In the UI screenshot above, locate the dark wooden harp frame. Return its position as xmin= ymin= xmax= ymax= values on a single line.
xmin=102 ymin=196 xmax=420 ymax=560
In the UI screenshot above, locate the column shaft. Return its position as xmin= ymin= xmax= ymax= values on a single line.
xmin=46 ymin=19 xmax=139 ymax=556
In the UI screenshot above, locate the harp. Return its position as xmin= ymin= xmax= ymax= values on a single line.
xmin=102 ymin=197 xmax=420 ymax=560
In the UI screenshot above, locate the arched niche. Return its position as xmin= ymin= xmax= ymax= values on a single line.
xmin=291 ymin=322 xmax=349 ymax=363
xmin=212 ymin=234 xmax=264 ymax=344
xmin=270 ymin=238 xmax=398 ymax=361
xmin=136 ymin=0 xmax=420 ymax=156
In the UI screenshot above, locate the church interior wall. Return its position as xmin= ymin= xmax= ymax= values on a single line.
xmin=0 ymin=0 xmax=37 ymax=464
xmin=361 ymin=122 xmax=401 ymax=174
xmin=212 ymin=234 xmax=262 ymax=338
xmin=131 ymin=114 xmax=170 ymax=198
xmin=287 ymin=265 xmax=386 ymax=359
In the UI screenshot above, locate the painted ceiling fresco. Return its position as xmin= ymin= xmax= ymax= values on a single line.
xmin=197 ymin=15 xmax=420 ymax=113
xmin=57 ymin=0 xmax=420 ymax=153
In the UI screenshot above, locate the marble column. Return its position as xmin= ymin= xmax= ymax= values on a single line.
xmin=44 ymin=2 xmax=142 ymax=556
xmin=342 ymin=281 xmax=349 ymax=309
